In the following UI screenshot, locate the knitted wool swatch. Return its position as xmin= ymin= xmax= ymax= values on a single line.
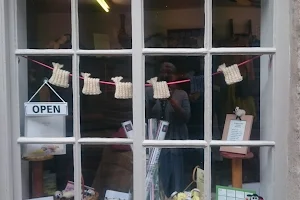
xmin=111 ymin=76 xmax=132 ymax=99
xmin=49 ymin=62 xmax=70 ymax=88
xmin=81 ymin=73 xmax=102 ymax=95
xmin=217 ymin=63 xmax=243 ymax=85
xmin=147 ymin=77 xmax=170 ymax=99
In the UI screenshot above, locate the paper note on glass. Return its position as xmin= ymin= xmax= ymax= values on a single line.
xmin=227 ymin=120 xmax=246 ymax=141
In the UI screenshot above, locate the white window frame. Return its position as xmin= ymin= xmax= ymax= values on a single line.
xmin=0 ymin=0 xmax=290 ymax=199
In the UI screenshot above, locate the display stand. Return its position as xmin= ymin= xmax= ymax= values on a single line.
xmin=220 ymin=151 xmax=253 ymax=188
xmin=24 ymin=85 xmax=53 ymax=197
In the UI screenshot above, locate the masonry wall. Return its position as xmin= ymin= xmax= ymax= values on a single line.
xmin=289 ymin=0 xmax=300 ymax=199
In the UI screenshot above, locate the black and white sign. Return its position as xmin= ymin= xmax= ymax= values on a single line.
xmin=25 ymin=102 xmax=68 ymax=116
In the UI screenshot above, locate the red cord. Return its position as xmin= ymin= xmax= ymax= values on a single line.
xmin=23 ymin=55 xmax=262 ymax=86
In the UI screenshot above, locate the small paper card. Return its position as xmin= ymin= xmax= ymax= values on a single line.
xmin=27 ymin=197 xmax=54 ymax=200
xmin=64 ymin=181 xmax=96 ymax=200
xmin=220 ymin=114 xmax=253 ymax=154
xmin=105 ymin=190 xmax=131 ymax=200
xmin=216 ymin=185 xmax=256 ymax=200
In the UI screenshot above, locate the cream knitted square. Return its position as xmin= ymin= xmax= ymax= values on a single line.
xmin=49 ymin=62 xmax=70 ymax=88
xmin=111 ymin=76 xmax=132 ymax=99
xmin=217 ymin=63 xmax=243 ymax=85
xmin=147 ymin=77 xmax=170 ymax=99
xmin=81 ymin=73 xmax=102 ymax=95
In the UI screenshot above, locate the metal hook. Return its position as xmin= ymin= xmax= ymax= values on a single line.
xmin=43 ymin=77 xmax=49 ymax=83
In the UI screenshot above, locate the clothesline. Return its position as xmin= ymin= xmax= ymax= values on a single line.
xmin=21 ymin=55 xmax=261 ymax=86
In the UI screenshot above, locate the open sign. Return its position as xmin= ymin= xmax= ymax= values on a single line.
xmin=24 ymin=102 xmax=68 ymax=116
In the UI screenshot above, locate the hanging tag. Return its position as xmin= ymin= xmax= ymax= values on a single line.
xmin=24 ymin=79 xmax=68 ymax=116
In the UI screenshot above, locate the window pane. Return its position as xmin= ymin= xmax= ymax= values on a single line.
xmin=20 ymin=56 xmax=74 ymax=137
xmin=145 ymin=56 xmax=204 ymax=140
xmin=22 ymin=0 xmax=71 ymax=49
xmin=211 ymin=146 xmax=273 ymax=200
xmin=79 ymin=0 xmax=132 ymax=49
xmin=212 ymin=54 xmax=273 ymax=141
xmin=79 ymin=56 xmax=132 ymax=138
xmin=212 ymin=0 xmax=274 ymax=47
xmin=83 ymin=145 xmax=133 ymax=199
xmin=145 ymin=147 xmax=204 ymax=200
xmin=21 ymin=144 xmax=74 ymax=199
xmin=144 ymin=0 xmax=204 ymax=48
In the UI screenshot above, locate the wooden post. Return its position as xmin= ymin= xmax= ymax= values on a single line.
xmin=32 ymin=161 xmax=44 ymax=197
xmin=231 ymin=158 xmax=243 ymax=188
xmin=220 ymin=151 xmax=254 ymax=190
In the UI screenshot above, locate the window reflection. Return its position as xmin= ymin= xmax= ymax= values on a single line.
xmin=145 ymin=56 xmax=205 ymax=141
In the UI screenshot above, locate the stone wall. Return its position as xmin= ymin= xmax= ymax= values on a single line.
xmin=289 ymin=0 xmax=300 ymax=199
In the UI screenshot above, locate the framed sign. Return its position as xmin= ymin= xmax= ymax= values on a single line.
xmin=216 ymin=185 xmax=255 ymax=200
xmin=23 ymin=80 xmax=67 ymax=157
xmin=220 ymin=114 xmax=254 ymax=154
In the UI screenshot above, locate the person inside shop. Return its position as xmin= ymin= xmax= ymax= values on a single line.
xmin=145 ymin=62 xmax=191 ymax=198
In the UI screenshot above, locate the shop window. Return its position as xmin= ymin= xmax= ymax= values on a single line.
xmin=8 ymin=0 xmax=286 ymax=199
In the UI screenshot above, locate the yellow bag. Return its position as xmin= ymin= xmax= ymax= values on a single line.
xmin=193 ymin=166 xmax=204 ymax=194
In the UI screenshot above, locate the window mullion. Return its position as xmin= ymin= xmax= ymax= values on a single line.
xmin=71 ymin=0 xmax=81 ymax=199
xmin=204 ymin=0 xmax=212 ymax=199
xmin=9 ymin=0 xmax=24 ymax=198
xmin=131 ymin=0 xmax=145 ymax=199
xmin=0 ymin=0 xmax=14 ymax=199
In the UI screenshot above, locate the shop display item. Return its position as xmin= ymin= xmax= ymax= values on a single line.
xmin=49 ymin=62 xmax=70 ymax=88
xmin=54 ymin=190 xmax=74 ymax=199
xmin=24 ymin=79 xmax=67 ymax=158
xmin=54 ymin=191 xmax=63 ymax=199
xmin=216 ymin=185 xmax=256 ymax=200
xmin=191 ymin=189 xmax=201 ymax=200
xmin=111 ymin=76 xmax=133 ymax=99
xmin=234 ymin=106 xmax=246 ymax=120
xmin=81 ymin=72 xmax=102 ymax=95
xmin=147 ymin=77 xmax=170 ymax=99
xmin=145 ymin=120 xmax=169 ymax=198
xmin=246 ymin=194 xmax=264 ymax=200
xmin=170 ymin=189 xmax=203 ymax=200
xmin=104 ymin=189 xmax=131 ymax=200
xmin=189 ymin=75 xmax=204 ymax=94
xmin=54 ymin=180 xmax=99 ymax=200
xmin=220 ymin=113 xmax=253 ymax=155
xmin=217 ymin=63 xmax=243 ymax=85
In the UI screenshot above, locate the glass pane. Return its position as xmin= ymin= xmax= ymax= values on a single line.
xmin=83 ymin=145 xmax=133 ymax=199
xmin=145 ymin=56 xmax=204 ymax=140
xmin=144 ymin=0 xmax=204 ymax=48
xmin=212 ymin=54 xmax=273 ymax=141
xmin=211 ymin=146 xmax=273 ymax=200
xmin=212 ymin=0 xmax=273 ymax=47
xmin=78 ymin=0 xmax=132 ymax=49
xmin=21 ymin=144 xmax=74 ymax=199
xmin=145 ymin=147 xmax=204 ymax=200
xmin=79 ymin=56 xmax=132 ymax=138
xmin=20 ymin=56 xmax=73 ymax=137
xmin=22 ymin=0 xmax=71 ymax=49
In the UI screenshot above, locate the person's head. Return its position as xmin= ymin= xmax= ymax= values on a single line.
xmin=158 ymin=62 xmax=177 ymax=82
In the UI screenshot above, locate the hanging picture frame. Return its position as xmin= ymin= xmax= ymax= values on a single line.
xmin=23 ymin=79 xmax=68 ymax=157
